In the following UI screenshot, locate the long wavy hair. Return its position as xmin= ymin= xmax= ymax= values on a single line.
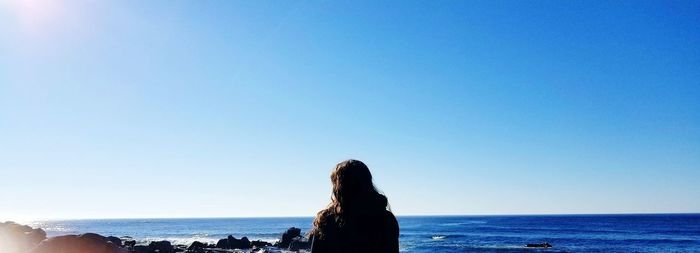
xmin=312 ymin=159 xmax=390 ymax=238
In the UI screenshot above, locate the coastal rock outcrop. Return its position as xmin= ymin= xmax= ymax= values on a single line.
xmin=131 ymin=240 xmax=176 ymax=253
xmin=215 ymin=235 xmax=251 ymax=249
xmin=29 ymin=233 xmax=127 ymax=253
xmin=288 ymin=237 xmax=311 ymax=251
xmin=2 ymin=222 xmax=311 ymax=253
xmin=106 ymin=236 xmax=123 ymax=247
xmin=0 ymin=221 xmax=47 ymax=253
xmin=274 ymin=227 xmax=301 ymax=248
xmin=274 ymin=227 xmax=310 ymax=251
xmin=186 ymin=241 xmax=205 ymax=253
xmin=148 ymin=240 xmax=174 ymax=253
xmin=250 ymin=240 xmax=272 ymax=248
xmin=132 ymin=245 xmax=150 ymax=253
xmin=124 ymin=239 xmax=136 ymax=248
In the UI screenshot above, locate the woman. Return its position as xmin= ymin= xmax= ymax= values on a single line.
xmin=311 ymin=159 xmax=399 ymax=253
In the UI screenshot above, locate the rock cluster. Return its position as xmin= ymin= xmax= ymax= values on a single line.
xmin=273 ymin=227 xmax=310 ymax=251
xmin=216 ymin=235 xmax=251 ymax=249
xmin=131 ymin=240 xmax=176 ymax=253
xmin=0 ymin=221 xmax=47 ymax=253
xmin=30 ymin=233 xmax=127 ymax=253
xmin=1 ymin=221 xmax=311 ymax=253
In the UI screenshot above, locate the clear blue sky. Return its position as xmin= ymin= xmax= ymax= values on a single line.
xmin=1 ymin=0 xmax=699 ymax=220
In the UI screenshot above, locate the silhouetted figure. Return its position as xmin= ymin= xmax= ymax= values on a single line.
xmin=311 ymin=160 xmax=399 ymax=253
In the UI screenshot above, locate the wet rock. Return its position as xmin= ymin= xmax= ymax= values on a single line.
xmin=216 ymin=235 xmax=251 ymax=249
xmin=106 ymin=236 xmax=122 ymax=247
xmin=174 ymin=244 xmax=187 ymax=252
xmin=186 ymin=241 xmax=206 ymax=253
xmin=274 ymin=227 xmax=302 ymax=248
xmin=272 ymin=227 xmax=309 ymax=251
xmin=240 ymin=237 xmax=251 ymax=249
xmin=149 ymin=240 xmax=174 ymax=253
xmin=29 ymin=233 xmax=127 ymax=253
xmin=288 ymin=237 xmax=310 ymax=251
xmin=250 ymin=240 xmax=272 ymax=248
xmin=124 ymin=239 xmax=136 ymax=247
xmin=132 ymin=245 xmax=151 ymax=253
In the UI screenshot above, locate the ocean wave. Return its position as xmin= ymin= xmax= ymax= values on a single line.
xmin=135 ymin=236 xmax=280 ymax=245
xmin=428 ymin=234 xmax=467 ymax=240
xmin=409 ymin=244 xmax=568 ymax=253
xmin=431 ymin=235 xmax=447 ymax=240
xmin=440 ymin=221 xmax=487 ymax=226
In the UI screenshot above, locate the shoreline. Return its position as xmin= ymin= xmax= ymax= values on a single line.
xmin=1 ymin=221 xmax=311 ymax=253
xmin=5 ymin=215 xmax=700 ymax=252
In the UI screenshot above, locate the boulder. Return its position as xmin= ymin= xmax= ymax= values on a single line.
xmin=250 ymin=240 xmax=271 ymax=248
xmin=29 ymin=233 xmax=127 ymax=253
xmin=216 ymin=235 xmax=250 ymax=249
xmin=288 ymin=237 xmax=310 ymax=251
xmin=186 ymin=241 xmax=206 ymax=253
xmin=132 ymin=245 xmax=151 ymax=253
xmin=106 ymin=236 xmax=122 ymax=247
xmin=239 ymin=237 xmax=251 ymax=249
xmin=0 ymin=221 xmax=47 ymax=253
xmin=124 ymin=240 xmax=136 ymax=247
xmin=274 ymin=227 xmax=303 ymax=249
xmin=149 ymin=240 xmax=174 ymax=253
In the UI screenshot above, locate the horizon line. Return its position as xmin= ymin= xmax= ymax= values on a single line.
xmin=13 ymin=211 xmax=700 ymax=222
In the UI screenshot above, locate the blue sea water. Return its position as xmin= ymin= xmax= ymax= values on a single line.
xmin=29 ymin=214 xmax=700 ymax=252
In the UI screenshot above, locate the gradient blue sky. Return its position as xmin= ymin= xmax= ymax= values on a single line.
xmin=1 ymin=0 xmax=699 ymax=220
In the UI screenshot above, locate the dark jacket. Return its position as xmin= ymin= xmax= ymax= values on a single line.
xmin=311 ymin=210 xmax=399 ymax=253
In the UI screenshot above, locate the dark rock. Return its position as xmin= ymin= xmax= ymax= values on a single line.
xmin=288 ymin=237 xmax=311 ymax=251
xmin=186 ymin=241 xmax=206 ymax=253
xmin=216 ymin=235 xmax=250 ymax=249
xmin=216 ymin=238 xmax=228 ymax=248
xmin=250 ymin=240 xmax=272 ymax=248
xmin=526 ymin=242 xmax=552 ymax=248
xmin=124 ymin=240 xmax=137 ymax=247
xmin=282 ymin=227 xmax=301 ymax=241
xmin=240 ymin=237 xmax=251 ymax=249
xmin=29 ymin=233 xmax=127 ymax=253
xmin=106 ymin=236 xmax=122 ymax=247
xmin=275 ymin=227 xmax=302 ymax=248
xmin=149 ymin=240 xmax=174 ymax=253
xmin=174 ymin=245 xmax=186 ymax=252
xmin=133 ymin=245 xmax=151 ymax=253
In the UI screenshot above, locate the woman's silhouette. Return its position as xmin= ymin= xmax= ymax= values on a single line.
xmin=311 ymin=159 xmax=399 ymax=253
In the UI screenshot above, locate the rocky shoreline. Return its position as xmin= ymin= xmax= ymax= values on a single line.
xmin=1 ymin=221 xmax=311 ymax=253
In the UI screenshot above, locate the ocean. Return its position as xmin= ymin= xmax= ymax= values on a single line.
xmin=28 ymin=214 xmax=700 ymax=252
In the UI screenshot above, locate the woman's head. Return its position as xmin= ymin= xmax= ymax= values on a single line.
xmin=313 ymin=160 xmax=389 ymax=237
xmin=328 ymin=159 xmax=387 ymax=214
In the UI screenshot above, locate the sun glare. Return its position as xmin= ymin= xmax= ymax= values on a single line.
xmin=7 ymin=0 xmax=63 ymax=32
